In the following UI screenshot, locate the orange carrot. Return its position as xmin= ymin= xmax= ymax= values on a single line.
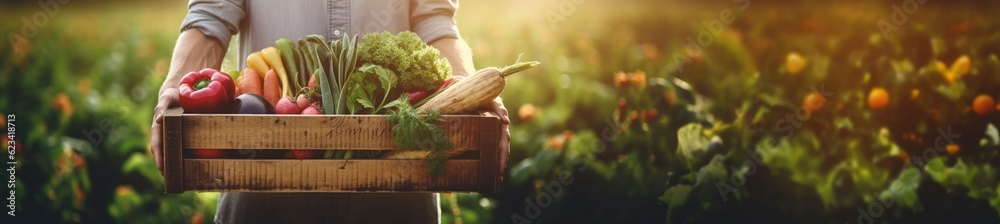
xmin=263 ymin=69 xmax=281 ymax=107
xmin=237 ymin=68 xmax=263 ymax=96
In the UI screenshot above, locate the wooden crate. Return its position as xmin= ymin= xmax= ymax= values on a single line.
xmin=161 ymin=107 xmax=501 ymax=194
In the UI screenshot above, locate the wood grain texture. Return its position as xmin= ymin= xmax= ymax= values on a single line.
xmin=162 ymin=108 xmax=503 ymax=193
xmin=182 ymin=159 xmax=481 ymax=192
xmin=163 ymin=107 xmax=184 ymax=193
xmin=478 ymin=114 xmax=501 ymax=193
xmin=179 ymin=114 xmax=495 ymax=150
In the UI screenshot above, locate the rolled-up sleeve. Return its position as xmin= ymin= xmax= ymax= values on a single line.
xmin=410 ymin=0 xmax=460 ymax=44
xmin=180 ymin=0 xmax=245 ymax=50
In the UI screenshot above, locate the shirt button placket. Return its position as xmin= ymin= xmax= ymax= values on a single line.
xmin=329 ymin=0 xmax=350 ymax=39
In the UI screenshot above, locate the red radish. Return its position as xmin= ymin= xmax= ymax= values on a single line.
xmin=301 ymin=106 xmax=320 ymax=114
xmin=407 ymin=90 xmax=429 ymax=105
xmin=296 ymin=94 xmax=310 ymax=109
xmin=275 ymin=97 xmax=302 ymax=114
xmin=291 ymin=150 xmax=320 ymax=159
xmin=307 ymin=74 xmax=317 ymax=89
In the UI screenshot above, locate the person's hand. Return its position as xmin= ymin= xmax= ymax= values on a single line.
xmin=482 ymin=97 xmax=511 ymax=175
xmin=149 ymin=87 xmax=180 ymax=175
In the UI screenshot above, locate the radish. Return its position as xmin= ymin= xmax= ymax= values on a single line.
xmin=301 ymin=106 xmax=321 ymax=114
xmin=275 ymin=97 xmax=302 ymax=114
xmin=296 ymin=94 xmax=310 ymax=109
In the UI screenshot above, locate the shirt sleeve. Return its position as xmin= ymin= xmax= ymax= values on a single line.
xmin=410 ymin=0 xmax=460 ymax=44
xmin=180 ymin=0 xmax=246 ymax=50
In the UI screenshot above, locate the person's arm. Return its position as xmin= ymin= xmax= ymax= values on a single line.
xmin=430 ymin=37 xmax=475 ymax=77
xmin=415 ymin=0 xmax=511 ymax=175
xmin=160 ymin=29 xmax=228 ymax=94
xmin=151 ymin=0 xmax=244 ymax=173
xmin=150 ymin=30 xmax=227 ymax=172
xmin=431 ymin=37 xmax=512 ymax=175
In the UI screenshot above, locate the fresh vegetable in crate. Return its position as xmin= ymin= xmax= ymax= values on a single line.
xmin=357 ymin=31 xmax=452 ymax=92
xmin=178 ymin=68 xmax=235 ymax=113
xmin=415 ymin=60 xmax=540 ymax=114
xmin=235 ymin=31 xmax=539 ymax=176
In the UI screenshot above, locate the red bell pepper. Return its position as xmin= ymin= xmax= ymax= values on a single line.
xmin=179 ymin=68 xmax=236 ymax=113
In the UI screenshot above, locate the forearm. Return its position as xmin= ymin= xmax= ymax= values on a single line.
xmin=160 ymin=29 xmax=228 ymax=95
xmin=430 ymin=37 xmax=475 ymax=77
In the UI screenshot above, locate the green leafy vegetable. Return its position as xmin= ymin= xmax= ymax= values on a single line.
xmin=358 ymin=31 xmax=451 ymax=92
xmin=345 ymin=63 xmax=399 ymax=114
xmin=386 ymin=96 xmax=452 ymax=177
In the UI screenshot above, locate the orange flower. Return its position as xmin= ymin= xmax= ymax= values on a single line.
xmin=943 ymin=72 xmax=956 ymax=84
xmin=973 ymin=94 xmax=995 ymax=116
xmin=946 ymin=144 xmax=960 ymax=156
xmin=951 ymin=55 xmax=971 ymax=77
xmin=867 ymin=87 xmax=889 ymax=110
xmin=663 ymin=91 xmax=677 ymax=106
xmin=630 ymin=70 xmax=646 ymax=90
xmin=53 ymin=93 xmax=74 ymax=117
xmin=518 ymin=104 xmax=538 ymax=122
xmin=786 ymin=52 xmax=806 ymax=75
xmin=71 ymin=150 xmax=87 ymax=169
xmin=613 ymin=71 xmax=629 ymax=87
xmin=544 ymin=130 xmax=575 ymax=151
xmin=116 ymin=185 xmax=132 ymax=196
xmin=561 ymin=130 xmax=575 ymax=142
xmin=803 ymin=92 xmax=825 ymax=112
xmin=545 ymin=137 xmax=564 ymax=152
xmin=934 ymin=60 xmax=948 ymax=73
xmin=190 ymin=212 xmax=205 ymax=224
xmin=628 ymin=111 xmax=640 ymax=121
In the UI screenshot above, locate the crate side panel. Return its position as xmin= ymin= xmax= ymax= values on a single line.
xmin=182 ymin=159 xmax=480 ymax=192
xmin=181 ymin=115 xmax=495 ymax=151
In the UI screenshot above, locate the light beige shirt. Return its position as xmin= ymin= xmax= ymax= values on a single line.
xmin=181 ymin=0 xmax=460 ymax=69
xmin=179 ymin=1 xmax=459 ymax=223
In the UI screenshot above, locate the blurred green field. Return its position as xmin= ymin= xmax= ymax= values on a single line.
xmin=3 ymin=0 xmax=1000 ymax=223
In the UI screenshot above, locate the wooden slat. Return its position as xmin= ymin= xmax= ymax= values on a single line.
xmin=182 ymin=159 xmax=481 ymax=192
xmin=478 ymin=116 xmax=501 ymax=193
xmin=163 ymin=107 xmax=185 ymax=193
xmin=178 ymin=114 xmax=496 ymax=150
xmin=163 ymin=107 xmax=504 ymax=193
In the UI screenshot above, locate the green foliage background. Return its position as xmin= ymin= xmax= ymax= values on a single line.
xmin=2 ymin=0 xmax=1000 ymax=223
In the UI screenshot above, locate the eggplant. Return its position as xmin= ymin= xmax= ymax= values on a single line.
xmin=232 ymin=93 xmax=276 ymax=114
xmin=230 ymin=93 xmax=278 ymax=159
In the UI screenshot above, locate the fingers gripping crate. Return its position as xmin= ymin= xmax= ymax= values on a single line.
xmin=161 ymin=107 xmax=502 ymax=193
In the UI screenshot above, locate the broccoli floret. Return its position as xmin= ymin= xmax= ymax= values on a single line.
xmin=358 ymin=31 xmax=451 ymax=92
